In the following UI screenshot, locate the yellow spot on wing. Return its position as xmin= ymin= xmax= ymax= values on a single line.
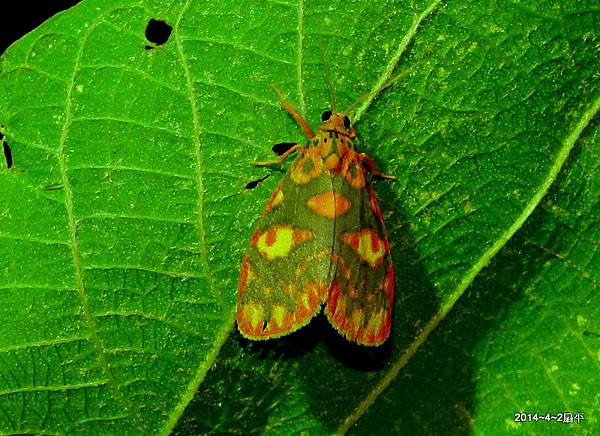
xmin=342 ymin=229 xmax=386 ymax=268
xmin=365 ymin=309 xmax=384 ymax=339
xmin=272 ymin=305 xmax=286 ymax=327
xmin=351 ymin=309 xmax=364 ymax=335
xmin=300 ymin=292 xmax=310 ymax=309
xmin=254 ymin=225 xmax=313 ymax=260
xmin=245 ymin=304 xmax=264 ymax=330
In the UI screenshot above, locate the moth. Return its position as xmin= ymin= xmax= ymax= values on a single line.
xmin=237 ymin=87 xmax=394 ymax=346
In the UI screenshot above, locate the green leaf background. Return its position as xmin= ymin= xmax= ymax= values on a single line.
xmin=0 ymin=0 xmax=598 ymax=434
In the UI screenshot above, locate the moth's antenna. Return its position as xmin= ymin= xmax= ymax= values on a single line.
xmin=320 ymin=40 xmax=337 ymax=113
xmin=343 ymin=58 xmax=426 ymax=121
xmin=343 ymin=92 xmax=371 ymax=121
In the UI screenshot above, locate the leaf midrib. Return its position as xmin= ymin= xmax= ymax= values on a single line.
xmin=174 ymin=0 xmax=222 ymax=311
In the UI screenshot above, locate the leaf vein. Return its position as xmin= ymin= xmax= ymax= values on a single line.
xmin=80 ymin=212 xmax=194 ymax=225
xmin=181 ymin=36 xmax=293 ymax=65
xmin=535 ymin=354 xmax=572 ymax=410
xmin=72 ymin=116 xmax=190 ymax=139
xmin=0 ymin=336 xmax=89 ymax=354
xmin=55 ymin=12 xmax=146 ymax=432
xmin=83 ymin=264 xmax=203 ymax=280
xmin=6 ymin=64 xmax=68 ymax=84
xmin=524 ymin=239 xmax=600 ymax=287
xmin=95 ymin=310 xmax=209 ymax=339
xmin=296 ymin=0 xmax=306 ymax=115
xmin=83 ymin=62 xmax=186 ymax=95
xmin=354 ymin=0 xmax=443 ymax=123
xmin=0 ymin=232 xmax=68 ymax=247
xmin=160 ymin=313 xmax=236 ymax=436
xmin=193 ymin=78 xmax=279 ymax=107
xmin=69 ymin=164 xmax=195 ymax=181
xmin=0 ymin=381 xmax=109 ymax=397
xmin=173 ymin=0 xmax=223 ymax=311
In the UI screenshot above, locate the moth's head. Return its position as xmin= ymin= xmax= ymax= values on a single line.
xmin=319 ymin=110 xmax=356 ymax=139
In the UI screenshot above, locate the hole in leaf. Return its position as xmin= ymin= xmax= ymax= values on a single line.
xmin=272 ymin=142 xmax=296 ymax=156
xmin=245 ymin=174 xmax=269 ymax=189
xmin=3 ymin=141 xmax=13 ymax=169
xmin=145 ymin=19 xmax=172 ymax=46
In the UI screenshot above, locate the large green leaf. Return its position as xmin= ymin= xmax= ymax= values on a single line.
xmin=0 ymin=0 xmax=598 ymax=435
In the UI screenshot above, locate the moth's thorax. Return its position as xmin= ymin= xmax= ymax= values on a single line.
xmin=290 ymin=123 xmax=366 ymax=189
xmin=298 ymin=112 xmax=357 ymax=164
xmin=310 ymin=128 xmax=354 ymax=160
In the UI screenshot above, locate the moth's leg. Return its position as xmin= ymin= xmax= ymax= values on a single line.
xmin=245 ymin=174 xmax=270 ymax=189
xmin=271 ymin=84 xmax=314 ymax=138
xmin=272 ymin=142 xmax=297 ymax=156
xmin=253 ymin=143 xmax=303 ymax=167
xmin=358 ymin=152 xmax=396 ymax=180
